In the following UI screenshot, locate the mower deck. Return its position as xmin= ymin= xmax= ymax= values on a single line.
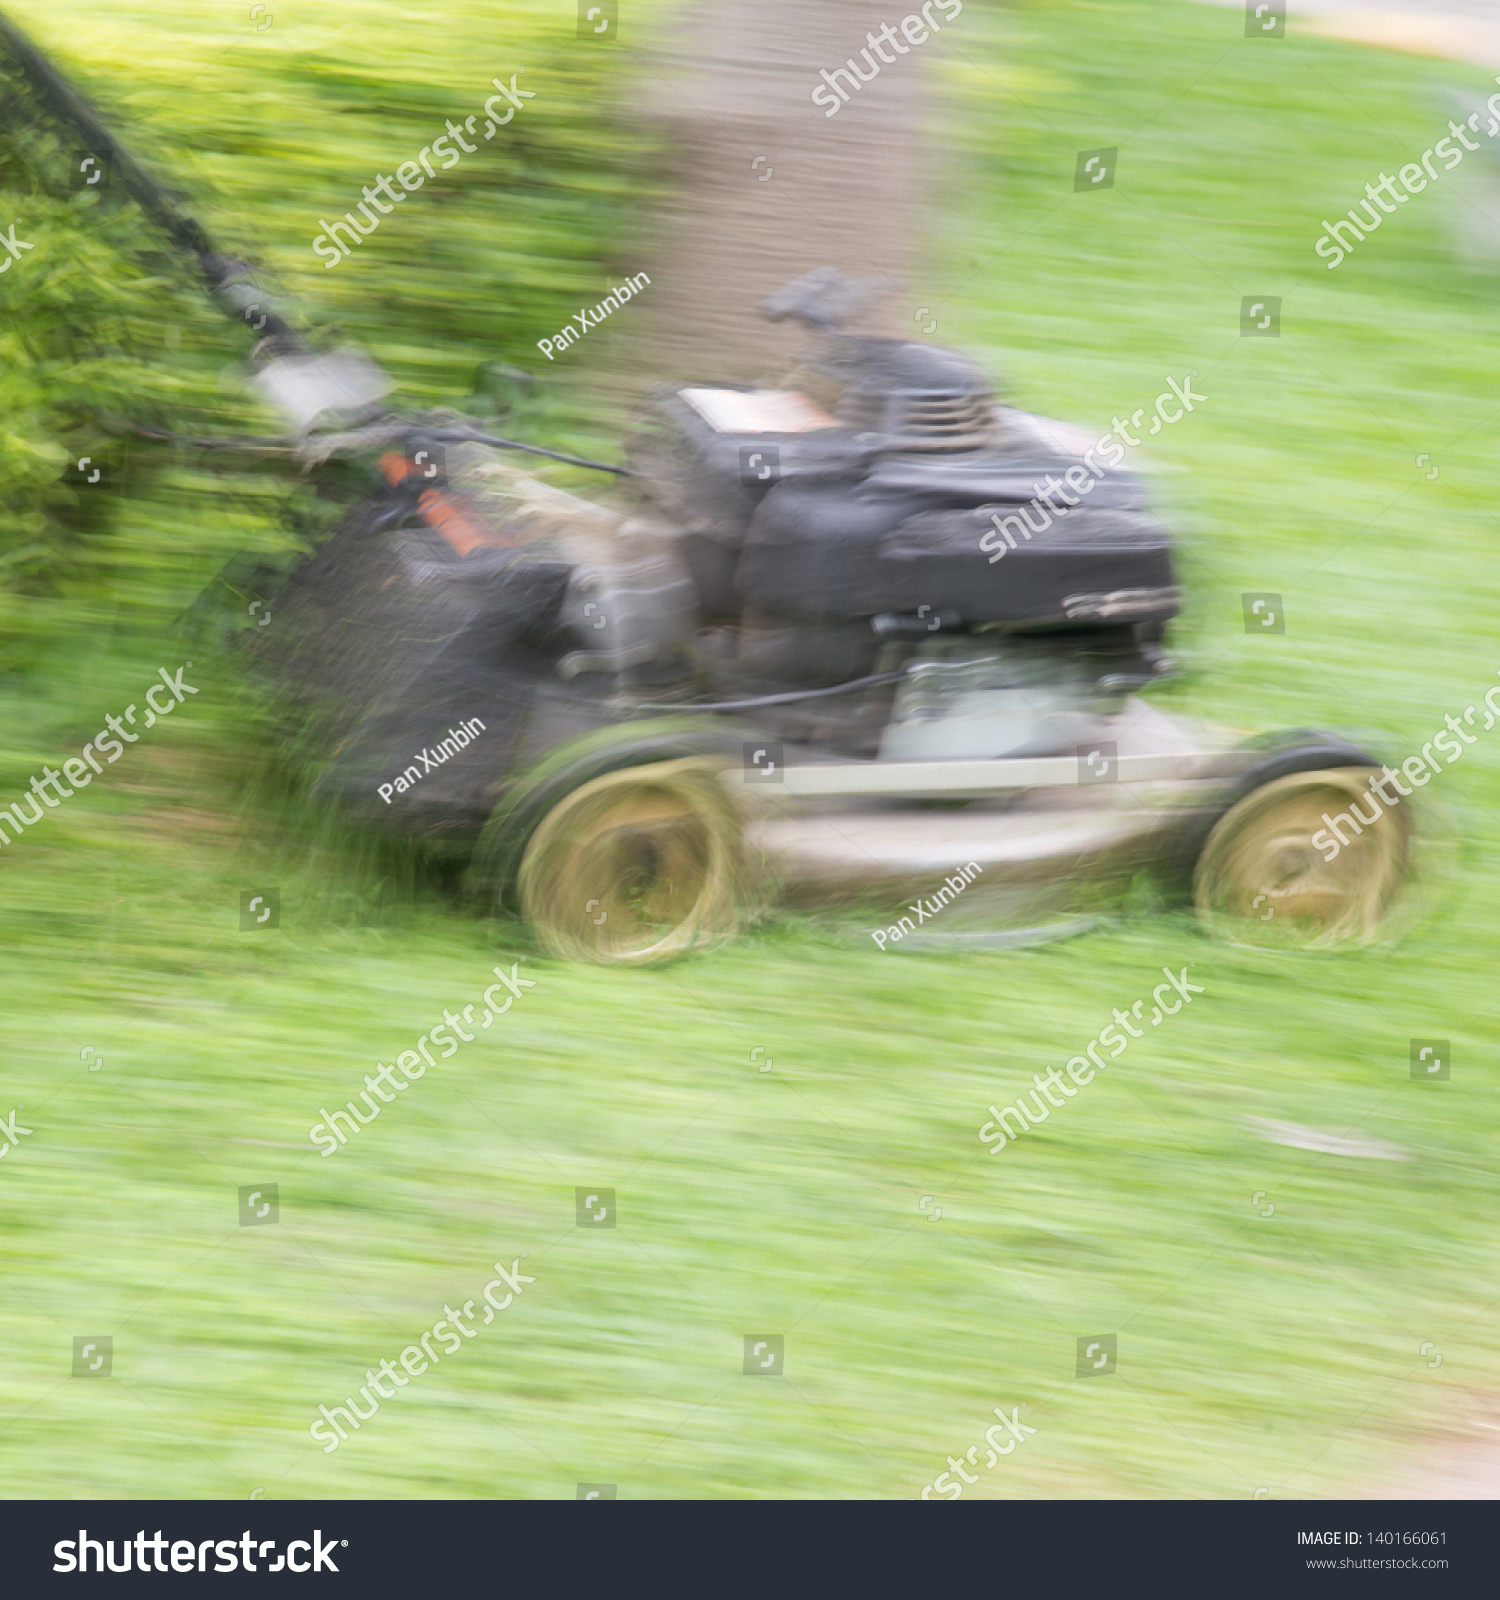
xmin=733 ymin=700 xmax=1242 ymax=932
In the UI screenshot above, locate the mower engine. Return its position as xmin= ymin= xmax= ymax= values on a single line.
xmin=632 ymin=272 xmax=1180 ymax=760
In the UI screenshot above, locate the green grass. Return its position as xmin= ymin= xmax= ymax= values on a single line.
xmin=4 ymin=0 xmax=1500 ymax=1498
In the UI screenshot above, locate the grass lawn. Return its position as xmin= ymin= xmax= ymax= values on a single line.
xmin=3 ymin=0 xmax=1500 ymax=1498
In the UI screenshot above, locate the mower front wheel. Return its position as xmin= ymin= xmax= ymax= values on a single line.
xmin=1192 ymin=765 xmax=1411 ymax=950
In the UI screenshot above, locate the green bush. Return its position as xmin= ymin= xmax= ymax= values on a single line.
xmin=0 ymin=0 xmax=656 ymax=674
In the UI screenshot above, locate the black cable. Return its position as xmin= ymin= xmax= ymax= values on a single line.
xmin=424 ymin=430 xmax=634 ymax=476
xmin=126 ymin=423 xmax=295 ymax=454
xmin=628 ymin=668 xmax=909 ymax=713
xmin=126 ymin=422 xmax=631 ymax=476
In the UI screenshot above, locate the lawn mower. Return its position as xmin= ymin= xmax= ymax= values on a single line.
xmin=3 ymin=15 xmax=1415 ymax=964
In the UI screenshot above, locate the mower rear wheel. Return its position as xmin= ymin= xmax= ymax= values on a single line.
xmin=518 ymin=758 xmax=747 ymax=966
xmin=1192 ymin=767 xmax=1411 ymax=949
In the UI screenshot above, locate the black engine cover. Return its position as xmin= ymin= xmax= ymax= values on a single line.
xmin=734 ymin=465 xmax=1178 ymax=629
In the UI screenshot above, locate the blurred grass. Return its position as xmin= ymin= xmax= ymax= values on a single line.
xmin=3 ymin=0 xmax=1500 ymax=1499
